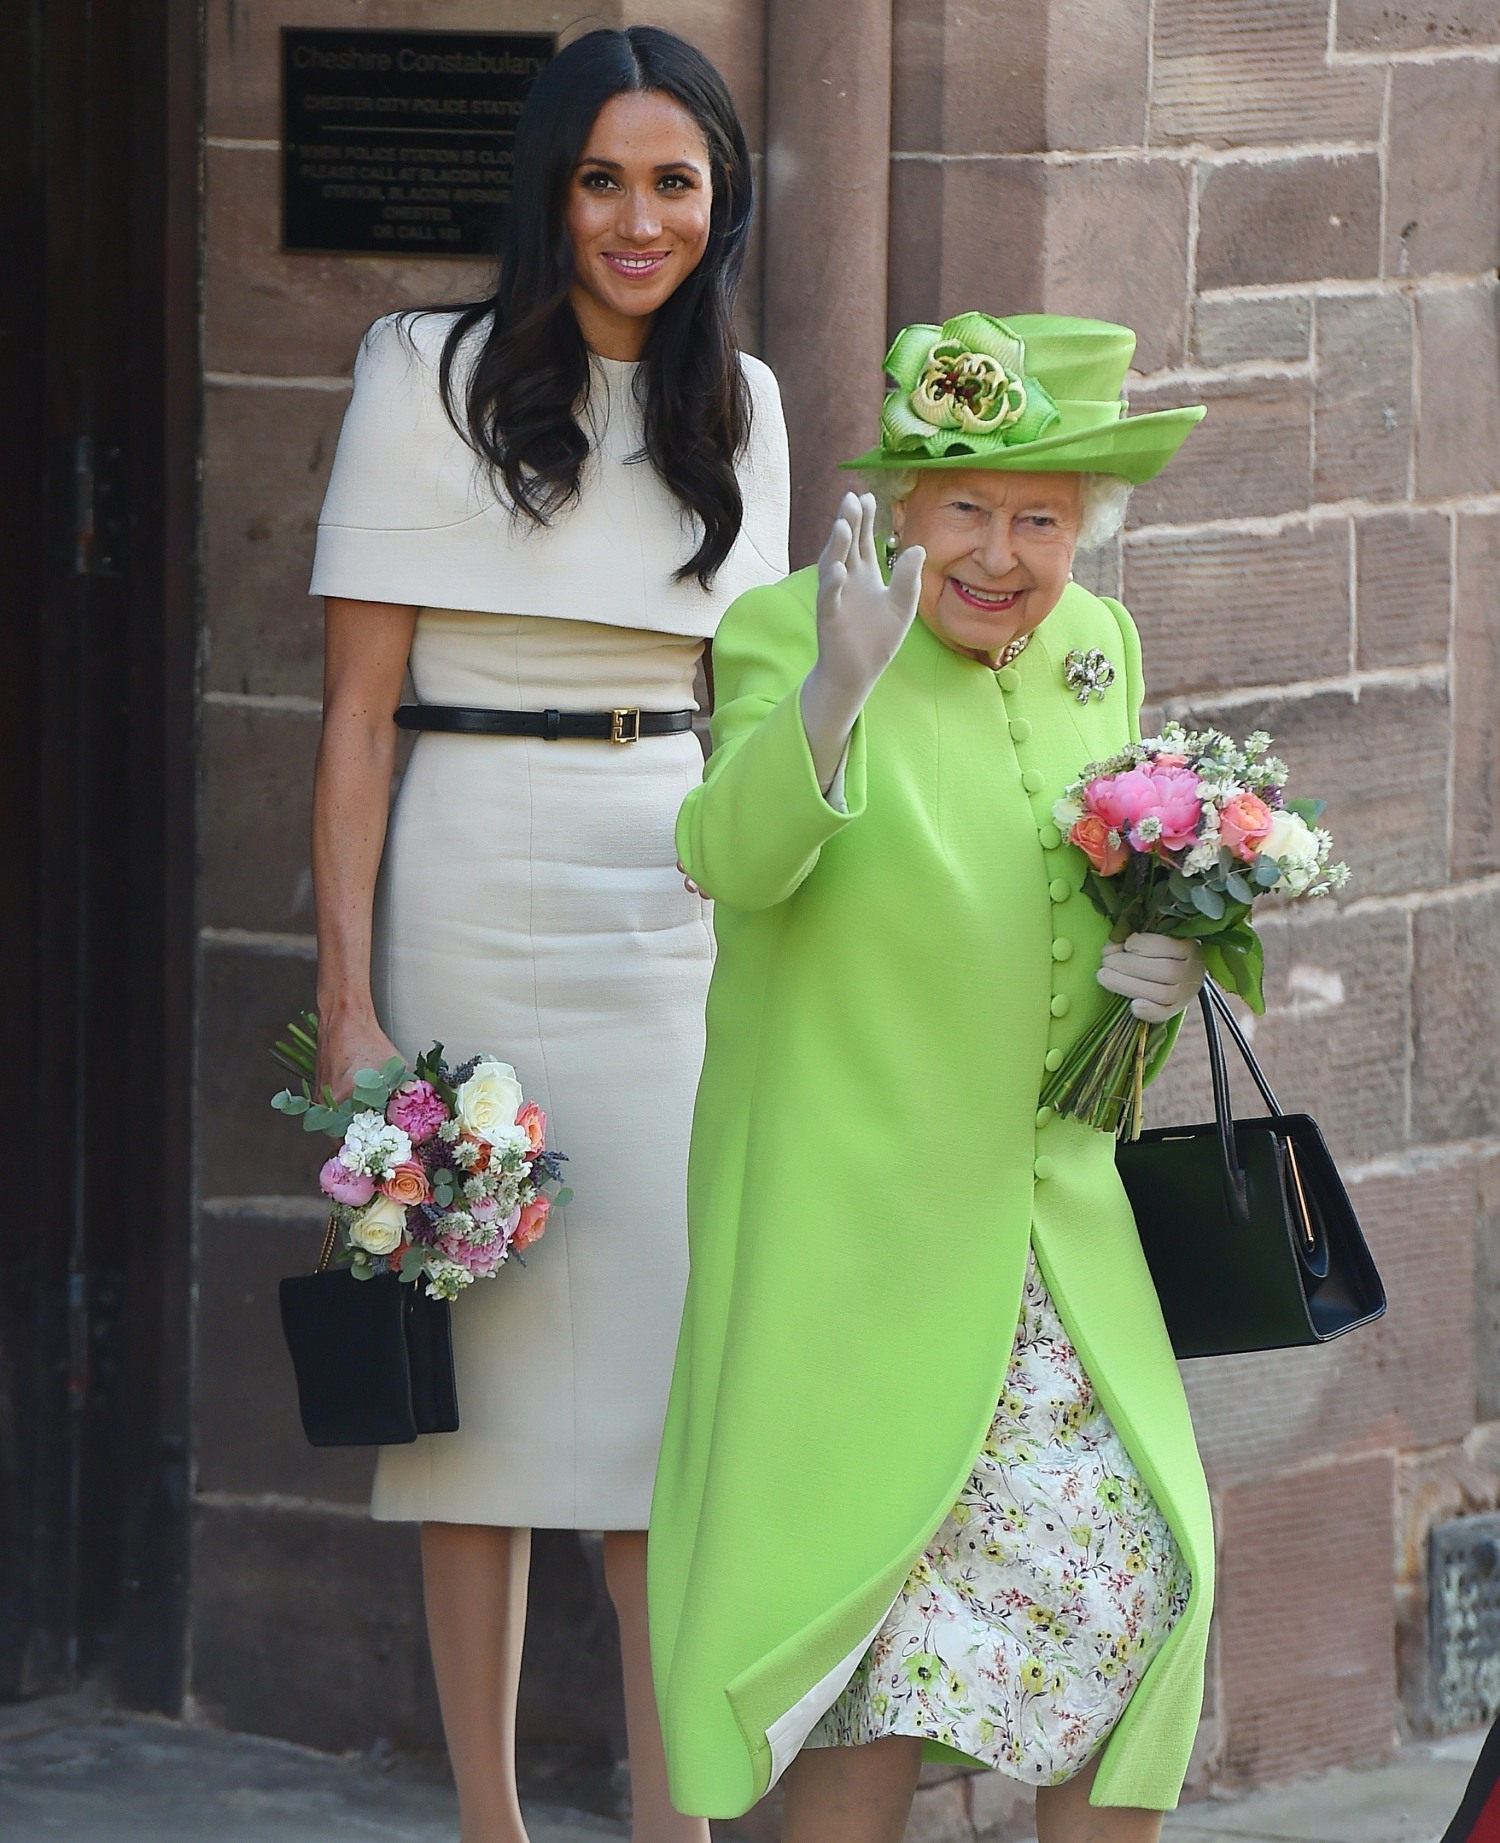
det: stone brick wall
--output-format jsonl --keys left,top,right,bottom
{"left": 192, "top": 0, "right": 1500, "bottom": 1832}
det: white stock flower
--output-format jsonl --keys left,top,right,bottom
{"left": 454, "top": 1060, "right": 524, "bottom": 1142}
{"left": 340, "top": 1110, "right": 413, "bottom": 1178}
{"left": 348, "top": 1193, "right": 406, "bottom": 1256}
{"left": 1053, "top": 795, "right": 1085, "bottom": 831}
{"left": 1182, "top": 842, "right": 1222, "bottom": 877}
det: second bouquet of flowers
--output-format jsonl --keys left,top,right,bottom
{"left": 1041, "top": 723, "right": 1348, "bottom": 1138}
{"left": 273, "top": 1020, "right": 570, "bottom": 1300}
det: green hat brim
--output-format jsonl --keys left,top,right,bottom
{"left": 842, "top": 403, "right": 1206, "bottom": 485}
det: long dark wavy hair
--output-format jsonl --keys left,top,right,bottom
{"left": 433, "top": 26, "right": 754, "bottom": 588}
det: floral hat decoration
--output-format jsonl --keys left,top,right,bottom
{"left": 844, "top": 311, "right": 1205, "bottom": 484}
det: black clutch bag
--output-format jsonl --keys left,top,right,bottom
{"left": 278, "top": 1221, "right": 459, "bottom": 1446}
{"left": 1116, "top": 981, "right": 1386, "bottom": 1359}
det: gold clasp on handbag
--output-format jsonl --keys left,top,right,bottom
{"left": 610, "top": 708, "right": 641, "bottom": 744}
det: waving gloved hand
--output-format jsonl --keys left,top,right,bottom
{"left": 1098, "top": 934, "right": 1206, "bottom": 1024}
{"left": 800, "top": 492, "right": 925, "bottom": 793}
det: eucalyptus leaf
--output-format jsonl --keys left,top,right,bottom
{"left": 271, "top": 1090, "right": 310, "bottom": 1116}
{"left": 553, "top": 1187, "right": 574, "bottom": 1209}
{"left": 1254, "top": 855, "right": 1283, "bottom": 887}
{"left": 1285, "top": 796, "right": 1325, "bottom": 824}
{"left": 1224, "top": 872, "right": 1254, "bottom": 904}
{"left": 1190, "top": 884, "right": 1226, "bottom": 920}
{"left": 350, "top": 1262, "right": 373, "bottom": 1282}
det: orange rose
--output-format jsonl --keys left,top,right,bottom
{"left": 1070, "top": 814, "right": 1129, "bottom": 877}
{"left": 513, "top": 1194, "right": 551, "bottom": 1251}
{"left": 515, "top": 1101, "right": 547, "bottom": 1156}
{"left": 1219, "top": 792, "right": 1273, "bottom": 864}
{"left": 379, "top": 1160, "right": 430, "bottom": 1207}
{"left": 460, "top": 1134, "right": 492, "bottom": 1174}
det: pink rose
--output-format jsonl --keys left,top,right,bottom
{"left": 513, "top": 1194, "right": 551, "bottom": 1252}
{"left": 1088, "top": 766, "right": 1203, "bottom": 853}
{"left": 1218, "top": 792, "right": 1274, "bottom": 864}
{"left": 387, "top": 1079, "right": 448, "bottom": 1146}
{"left": 515, "top": 1100, "right": 547, "bottom": 1156}
{"left": 319, "top": 1157, "right": 376, "bottom": 1207}
{"left": 379, "top": 1159, "right": 430, "bottom": 1207}
{"left": 1070, "top": 814, "right": 1130, "bottom": 877}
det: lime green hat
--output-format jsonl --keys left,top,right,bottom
{"left": 842, "top": 311, "right": 1204, "bottom": 483}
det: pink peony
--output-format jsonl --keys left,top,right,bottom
{"left": 387, "top": 1079, "right": 448, "bottom": 1146}
{"left": 438, "top": 1224, "right": 508, "bottom": 1279}
{"left": 513, "top": 1194, "right": 551, "bottom": 1252}
{"left": 319, "top": 1157, "right": 376, "bottom": 1207}
{"left": 515, "top": 1100, "right": 547, "bottom": 1156}
{"left": 1070, "top": 814, "right": 1130, "bottom": 877}
{"left": 1086, "top": 765, "right": 1203, "bottom": 854}
{"left": 1218, "top": 792, "right": 1274, "bottom": 864}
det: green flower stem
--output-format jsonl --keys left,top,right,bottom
{"left": 1039, "top": 997, "right": 1168, "bottom": 1137}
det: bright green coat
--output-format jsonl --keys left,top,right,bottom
{"left": 648, "top": 568, "right": 1214, "bottom": 1817}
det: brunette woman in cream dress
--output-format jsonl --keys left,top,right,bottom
{"left": 307, "top": 30, "right": 787, "bottom": 1843}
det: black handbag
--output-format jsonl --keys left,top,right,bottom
{"left": 1116, "top": 981, "right": 1386, "bottom": 1359}
{"left": 278, "top": 1220, "right": 460, "bottom": 1446}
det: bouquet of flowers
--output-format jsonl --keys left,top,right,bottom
{"left": 1041, "top": 723, "right": 1348, "bottom": 1138}
{"left": 272, "top": 1015, "right": 570, "bottom": 1300}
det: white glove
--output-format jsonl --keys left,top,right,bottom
{"left": 800, "top": 492, "right": 925, "bottom": 793}
{"left": 1097, "top": 933, "right": 1206, "bottom": 1024}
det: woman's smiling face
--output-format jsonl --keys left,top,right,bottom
{"left": 565, "top": 90, "right": 713, "bottom": 360}
{"left": 891, "top": 468, "right": 1083, "bottom": 666}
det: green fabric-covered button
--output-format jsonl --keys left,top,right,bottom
{"left": 1051, "top": 938, "right": 1074, "bottom": 962}
{"left": 1044, "top": 1047, "right": 1065, "bottom": 1071}
{"left": 1038, "top": 824, "right": 1062, "bottom": 850}
{"left": 1050, "top": 993, "right": 1071, "bottom": 1018}
{"left": 1022, "top": 768, "right": 1046, "bottom": 794}
{"left": 1033, "top": 1156, "right": 1056, "bottom": 1182}
{"left": 1049, "top": 878, "right": 1072, "bottom": 903}
{"left": 1009, "top": 718, "right": 1033, "bottom": 743}
{"left": 995, "top": 666, "right": 1021, "bottom": 693}
{"left": 1035, "top": 1105, "right": 1054, "bottom": 1128}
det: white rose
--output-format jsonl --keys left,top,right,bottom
{"left": 1261, "top": 810, "right": 1322, "bottom": 889}
{"left": 349, "top": 1193, "right": 406, "bottom": 1257}
{"left": 1053, "top": 795, "right": 1084, "bottom": 831}
{"left": 454, "top": 1060, "right": 524, "bottom": 1141}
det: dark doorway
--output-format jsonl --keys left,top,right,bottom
{"left": 0, "top": 0, "right": 198, "bottom": 1709}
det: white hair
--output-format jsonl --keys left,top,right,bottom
{"left": 866, "top": 469, "right": 1132, "bottom": 553}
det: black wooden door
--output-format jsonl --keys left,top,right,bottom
{"left": 0, "top": 0, "right": 197, "bottom": 1710}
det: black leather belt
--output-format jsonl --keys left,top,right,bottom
{"left": 394, "top": 704, "right": 695, "bottom": 744}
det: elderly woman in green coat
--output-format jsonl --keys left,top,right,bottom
{"left": 649, "top": 314, "right": 1212, "bottom": 1843}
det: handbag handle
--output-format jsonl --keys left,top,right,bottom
{"left": 1195, "top": 982, "right": 1286, "bottom": 1226}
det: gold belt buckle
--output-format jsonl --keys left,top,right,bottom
{"left": 610, "top": 707, "right": 641, "bottom": 744}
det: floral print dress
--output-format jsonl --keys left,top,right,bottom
{"left": 809, "top": 1251, "right": 1190, "bottom": 1787}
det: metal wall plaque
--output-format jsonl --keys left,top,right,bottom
{"left": 282, "top": 28, "right": 554, "bottom": 256}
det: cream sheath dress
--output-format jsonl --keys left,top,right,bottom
{"left": 310, "top": 312, "right": 790, "bottom": 1529}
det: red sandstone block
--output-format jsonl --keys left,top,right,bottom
{"left": 1335, "top": 0, "right": 1500, "bottom": 51}
{"left": 1412, "top": 884, "right": 1500, "bottom": 1144}
{"left": 1151, "top": 0, "right": 1383, "bottom": 147}
{"left": 1415, "top": 284, "right": 1500, "bottom": 499}
{"left": 1196, "top": 154, "right": 1382, "bottom": 291}
{"left": 1216, "top": 1454, "right": 1397, "bottom": 1785}
{"left": 1127, "top": 373, "right": 1312, "bottom": 525}
{"left": 1314, "top": 293, "right": 1414, "bottom": 505}
{"left": 202, "top": 381, "right": 343, "bottom": 701}
{"left": 1452, "top": 511, "right": 1500, "bottom": 879}
{"left": 1125, "top": 521, "right": 1350, "bottom": 698}
{"left": 1386, "top": 61, "right": 1500, "bottom": 277}
{"left": 1355, "top": 510, "right": 1451, "bottom": 672}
